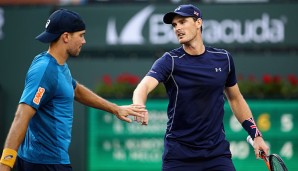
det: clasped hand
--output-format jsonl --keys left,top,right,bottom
{"left": 131, "top": 104, "right": 148, "bottom": 125}
{"left": 115, "top": 104, "right": 147, "bottom": 123}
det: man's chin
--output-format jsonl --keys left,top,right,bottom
{"left": 179, "top": 40, "right": 186, "bottom": 44}
{"left": 69, "top": 52, "right": 80, "bottom": 58}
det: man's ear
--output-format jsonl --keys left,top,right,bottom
{"left": 61, "top": 32, "right": 69, "bottom": 43}
{"left": 197, "top": 18, "right": 203, "bottom": 29}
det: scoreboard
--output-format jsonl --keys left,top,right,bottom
{"left": 87, "top": 100, "right": 298, "bottom": 171}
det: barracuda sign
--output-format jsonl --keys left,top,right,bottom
{"left": 203, "top": 14, "right": 285, "bottom": 44}
{"left": 106, "top": 5, "right": 286, "bottom": 45}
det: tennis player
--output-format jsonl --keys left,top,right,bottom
{"left": 0, "top": 9, "right": 146, "bottom": 171}
{"left": 133, "top": 4, "right": 269, "bottom": 171}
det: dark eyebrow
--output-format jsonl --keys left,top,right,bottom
{"left": 173, "top": 17, "right": 186, "bottom": 23}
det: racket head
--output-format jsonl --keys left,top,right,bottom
{"left": 269, "top": 154, "right": 288, "bottom": 171}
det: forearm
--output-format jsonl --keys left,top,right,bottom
{"left": 4, "top": 116, "right": 28, "bottom": 150}
{"left": 226, "top": 85, "right": 262, "bottom": 139}
{"left": 228, "top": 95, "right": 253, "bottom": 123}
{"left": 132, "top": 86, "right": 149, "bottom": 105}
{"left": 132, "top": 76, "right": 158, "bottom": 105}
{"left": 4, "top": 104, "right": 34, "bottom": 150}
{"left": 1, "top": 104, "right": 34, "bottom": 168}
{"left": 74, "top": 83, "right": 119, "bottom": 114}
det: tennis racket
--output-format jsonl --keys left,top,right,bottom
{"left": 246, "top": 135, "right": 288, "bottom": 171}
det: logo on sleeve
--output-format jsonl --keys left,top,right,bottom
{"left": 149, "top": 70, "right": 157, "bottom": 74}
{"left": 33, "top": 87, "right": 45, "bottom": 105}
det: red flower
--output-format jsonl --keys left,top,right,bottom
{"left": 287, "top": 74, "right": 298, "bottom": 86}
{"left": 116, "top": 73, "right": 140, "bottom": 85}
{"left": 102, "top": 74, "right": 113, "bottom": 86}
{"left": 262, "top": 74, "right": 272, "bottom": 84}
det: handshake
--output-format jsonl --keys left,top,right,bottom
{"left": 131, "top": 104, "right": 149, "bottom": 125}
{"left": 115, "top": 104, "right": 148, "bottom": 125}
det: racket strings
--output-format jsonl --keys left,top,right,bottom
{"left": 270, "top": 155, "right": 288, "bottom": 171}
{"left": 272, "top": 157, "right": 284, "bottom": 170}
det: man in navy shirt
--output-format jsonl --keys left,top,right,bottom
{"left": 0, "top": 9, "right": 146, "bottom": 171}
{"left": 133, "top": 4, "right": 269, "bottom": 171}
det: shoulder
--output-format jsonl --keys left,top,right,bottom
{"left": 205, "top": 46, "right": 230, "bottom": 55}
{"left": 159, "top": 46, "right": 185, "bottom": 61}
{"left": 167, "top": 46, "right": 185, "bottom": 57}
{"left": 28, "top": 52, "right": 57, "bottom": 77}
{"left": 31, "top": 52, "right": 60, "bottom": 72}
{"left": 150, "top": 48, "right": 185, "bottom": 69}
{"left": 31, "top": 52, "right": 52, "bottom": 67}
{"left": 205, "top": 46, "right": 234, "bottom": 59}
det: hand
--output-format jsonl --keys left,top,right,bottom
{"left": 131, "top": 104, "right": 148, "bottom": 125}
{"left": 0, "top": 163, "right": 11, "bottom": 171}
{"left": 114, "top": 104, "right": 147, "bottom": 123}
{"left": 253, "top": 136, "right": 269, "bottom": 159}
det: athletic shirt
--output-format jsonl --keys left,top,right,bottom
{"left": 18, "top": 52, "right": 76, "bottom": 164}
{"left": 147, "top": 46, "right": 237, "bottom": 157}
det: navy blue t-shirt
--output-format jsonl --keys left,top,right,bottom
{"left": 147, "top": 46, "right": 237, "bottom": 158}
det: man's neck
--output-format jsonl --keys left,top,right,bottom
{"left": 48, "top": 43, "right": 68, "bottom": 65}
{"left": 183, "top": 41, "right": 205, "bottom": 56}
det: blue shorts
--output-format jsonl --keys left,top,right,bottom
{"left": 162, "top": 139, "right": 236, "bottom": 171}
{"left": 16, "top": 157, "right": 72, "bottom": 171}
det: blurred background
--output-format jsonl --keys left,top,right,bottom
{"left": 0, "top": 0, "right": 297, "bottom": 171}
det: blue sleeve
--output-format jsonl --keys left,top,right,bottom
{"left": 146, "top": 53, "right": 173, "bottom": 83}
{"left": 72, "top": 79, "right": 77, "bottom": 89}
{"left": 225, "top": 52, "right": 237, "bottom": 87}
{"left": 19, "top": 58, "right": 57, "bottom": 110}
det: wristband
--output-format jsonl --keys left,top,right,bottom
{"left": 0, "top": 148, "right": 17, "bottom": 168}
{"left": 242, "top": 117, "right": 262, "bottom": 140}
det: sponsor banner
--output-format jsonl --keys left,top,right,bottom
{"left": 67, "top": 4, "right": 297, "bottom": 50}
{"left": 0, "top": 4, "right": 296, "bottom": 50}
{"left": 87, "top": 99, "right": 298, "bottom": 171}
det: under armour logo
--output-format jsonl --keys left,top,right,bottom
{"left": 215, "top": 68, "right": 222, "bottom": 72}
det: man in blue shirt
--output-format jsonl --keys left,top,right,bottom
{"left": 133, "top": 4, "right": 269, "bottom": 171}
{"left": 0, "top": 9, "right": 146, "bottom": 171}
